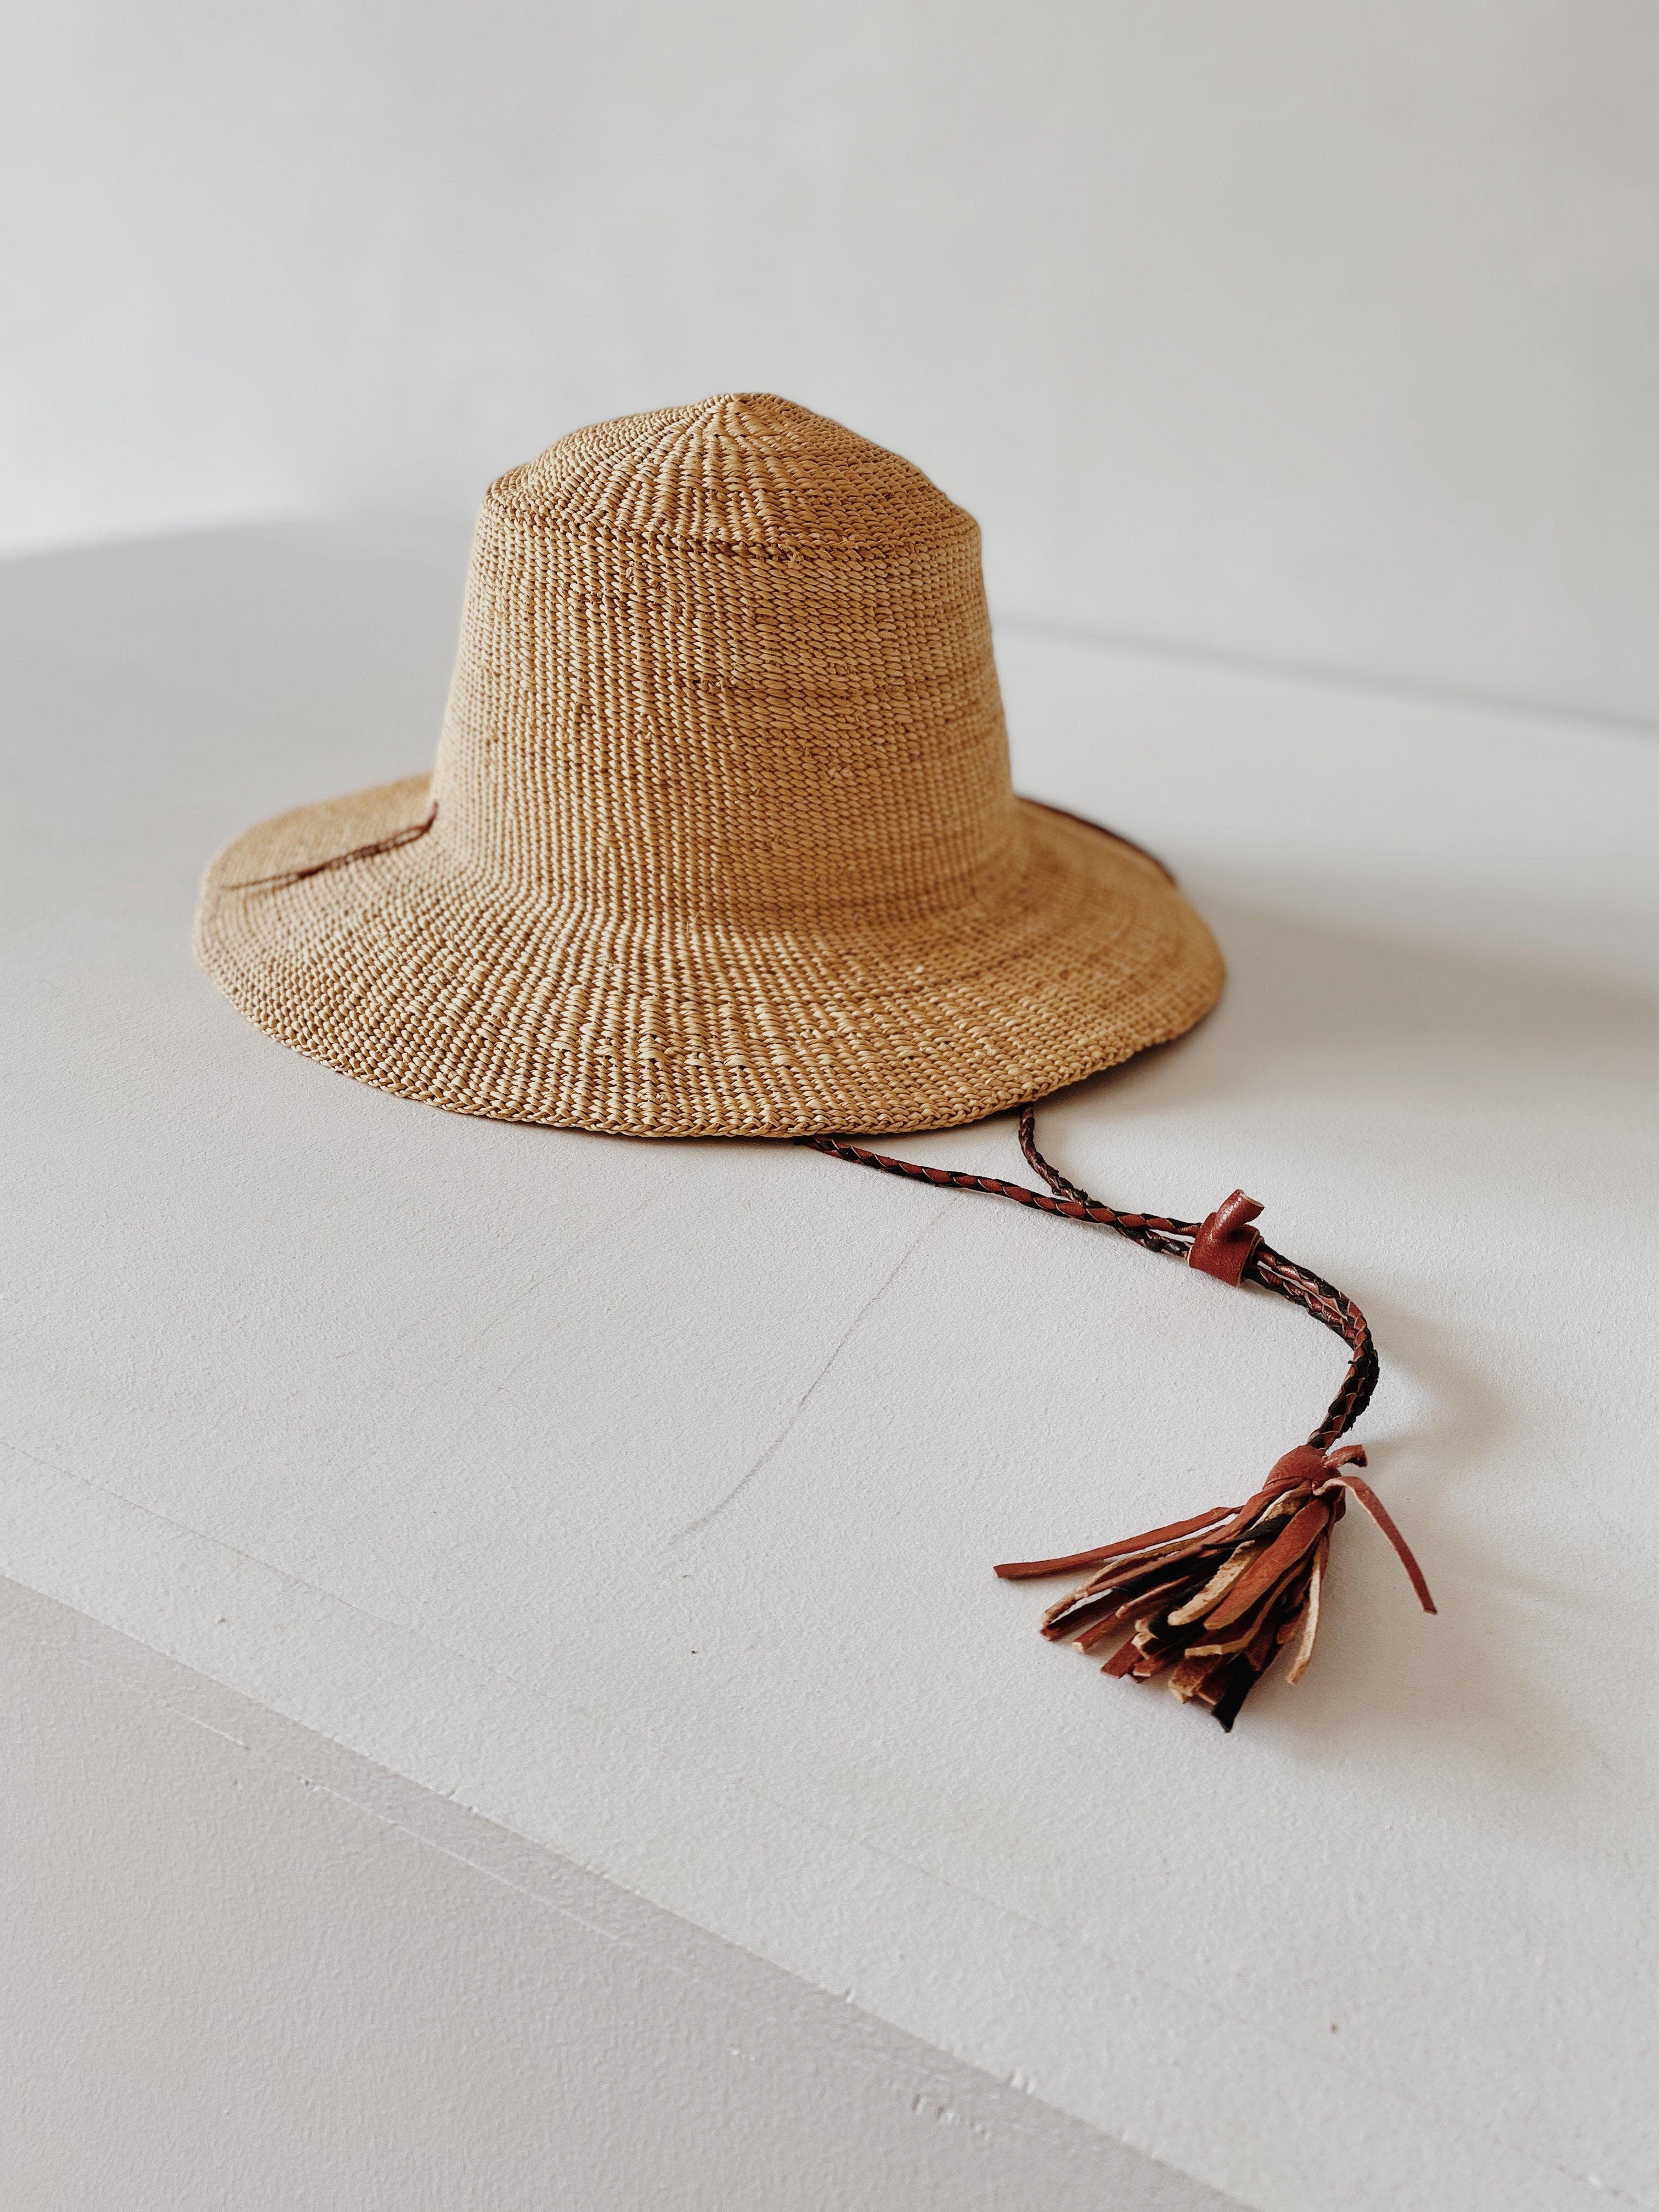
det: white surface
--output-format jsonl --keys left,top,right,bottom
{"left": 3, "top": 522, "right": 1658, "bottom": 2212}
{"left": 1, "top": 1574, "right": 1232, "bottom": 2211}
{"left": 7, "top": 2, "right": 1659, "bottom": 720}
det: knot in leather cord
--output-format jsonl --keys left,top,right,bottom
{"left": 1263, "top": 1443, "right": 1334, "bottom": 1492}
{"left": 1189, "top": 1189, "right": 1264, "bottom": 1286}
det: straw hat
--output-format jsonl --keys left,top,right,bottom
{"left": 195, "top": 394, "right": 1437, "bottom": 1729}
{"left": 196, "top": 393, "right": 1222, "bottom": 1137}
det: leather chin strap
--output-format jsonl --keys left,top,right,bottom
{"left": 798, "top": 1102, "right": 1378, "bottom": 1455}
{"left": 227, "top": 803, "right": 438, "bottom": 893}
{"left": 797, "top": 1104, "right": 1430, "bottom": 1729}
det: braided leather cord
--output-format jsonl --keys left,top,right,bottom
{"left": 797, "top": 1103, "right": 1378, "bottom": 1451}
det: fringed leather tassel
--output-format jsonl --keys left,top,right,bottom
{"left": 798, "top": 1105, "right": 1435, "bottom": 1729}
{"left": 996, "top": 1443, "right": 1432, "bottom": 1729}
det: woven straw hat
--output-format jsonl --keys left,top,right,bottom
{"left": 196, "top": 393, "right": 1222, "bottom": 1137}
{"left": 194, "top": 397, "right": 1437, "bottom": 1729}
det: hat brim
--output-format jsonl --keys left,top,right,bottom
{"left": 195, "top": 776, "right": 1223, "bottom": 1137}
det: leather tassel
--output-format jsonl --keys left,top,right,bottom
{"left": 995, "top": 1445, "right": 1435, "bottom": 1729}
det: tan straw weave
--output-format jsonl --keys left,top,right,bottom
{"left": 196, "top": 393, "right": 1223, "bottom": 1136}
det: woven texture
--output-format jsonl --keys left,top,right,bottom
{"left": 196, "top": 393, "right": 1223, "bottom": 1136}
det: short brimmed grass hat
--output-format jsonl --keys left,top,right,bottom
{"left": 196, "top": 392, "right": 1223, "bottom": 1138}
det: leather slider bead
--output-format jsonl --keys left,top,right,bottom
{"left": 1188, "top": 1190, "right": 1264, "bottom": 1286}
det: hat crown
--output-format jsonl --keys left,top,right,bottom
{"left": 504, "top": 392, "right": 970, "bottom": 553}
{"left": 431, "top": 396, "right": 1016, "bottom": 930}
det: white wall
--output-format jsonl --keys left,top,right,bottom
{"left": 5, "top": 0, "right": 1658, "bottom": 723}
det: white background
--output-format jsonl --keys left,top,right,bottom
{"left": 4, "top": 9, "right": 1659, "bottom": 2210}
{"left": 6, "top": 0, "right": 1659, "bottom": 723}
